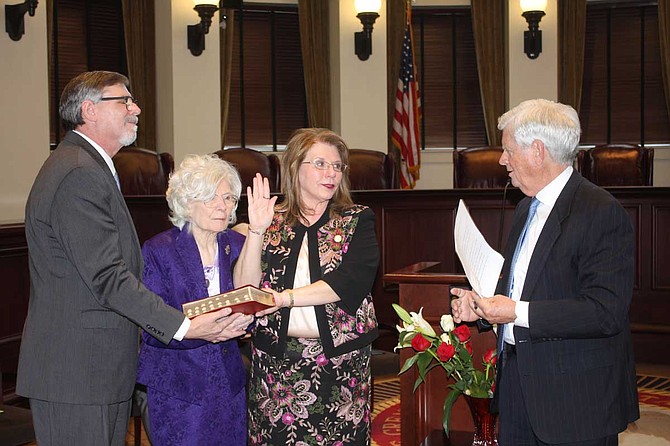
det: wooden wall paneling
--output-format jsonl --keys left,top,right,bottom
{"left": 2, "top": 187, "right": 670, "bottom": 402}
{"left": 0, "top": 224, "right": 29, "bottom": 402}
{"left": 652, "top": 205, "right": 670, "bottom": 290}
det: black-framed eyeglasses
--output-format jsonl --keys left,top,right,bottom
{"left": 203, "top": 193, "right": 239, "bottom": 209}
{"left": 98, "top": 95, "right": 138, "bottom": 110}
{"left": 302, "top": 159, "right": 347, "bottom": 173}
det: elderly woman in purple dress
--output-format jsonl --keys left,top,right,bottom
{"left": 235, "top": 128, "right": 380, "bottom": 445}
{"left": 136, "top": 154, "right": 253, "bottom": 445}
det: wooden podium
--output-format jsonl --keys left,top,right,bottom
{"left": 384, "top": 262, "right": 497, "bottom": 446}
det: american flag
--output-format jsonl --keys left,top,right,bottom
{"left": 391, "top": 19, "right": 421, "bottom": 189}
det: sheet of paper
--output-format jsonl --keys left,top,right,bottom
{"left": 454, "top": 199, "right": 504, "bottom": 297}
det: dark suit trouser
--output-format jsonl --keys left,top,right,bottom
{"left": 498, "top": 346, "right": 618, "bottom": 446}
{"left": 30, "top": 398, "right": 131, "bottom": 446}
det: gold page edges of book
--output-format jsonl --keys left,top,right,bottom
{"left": 182, "top": 285, "right": 275, "bottom": 318}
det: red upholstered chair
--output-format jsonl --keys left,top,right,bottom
{"left": 212, "top": 148, "right": 281, "bottom": 193}
{"left": 453, "top": 146, "right": 509, "bottom": 188}
{"left": 578, "top": 144, "right": 654, "bottom": 186}
{"left": 347, "top": 149, "right": 399, "bottom": 190}
{"left": 113, "top": 147, "right": 174, "bottom": 195}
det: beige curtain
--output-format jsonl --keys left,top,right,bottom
{"left": 659, "top": 0, "right": 670, "bottom": 125}
{"left": 558, "top": 0, "right": 586, "bottom": 113}
{"left": 471, "top": 0, "right": 505, "bottom": 146}
{"left": 220, "top": 8, "right": 236, "bottom": 146}
{"left": 386, "top": 0, "right": 407, "bottom": 173}
{"left": 47, "top": 0, "right": 55, "bottom": 144}
{"left": 298, "top": 0, "right": 331, "bottom": 128}
{"left": 121, "top": 0, "right": 157, "bottom": 151}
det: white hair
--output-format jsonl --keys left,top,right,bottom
{"left": 497, "top": 98, "right": 581, "bottom": 166}
{"left": 166, "top": 154, "right": 242, "bottom": 229}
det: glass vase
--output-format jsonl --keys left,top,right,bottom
{"left": 463, "top": 395, "right": 498, "bottom": 446}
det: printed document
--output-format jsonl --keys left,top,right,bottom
{"left": 454, "top": 200, "right": 504, "bottom": 297}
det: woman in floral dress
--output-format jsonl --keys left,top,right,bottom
{"left": 234, "top": 128, "right": 380, "bottom": 445}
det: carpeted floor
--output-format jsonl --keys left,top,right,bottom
{"left": 370, "top": 375, "right": 670, "bottom": 446}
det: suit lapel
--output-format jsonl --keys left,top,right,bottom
{"left": 521, "top": 171, "right": 583, "bottom": 301}
{"left": 65, "top": 131, "right": 120, "bottom": 194}
{"left": 217, "top": 232, "right": 234, "bottom": 292}
{"left": 64, "top": 131, "right": 143, "bottom": 270}
{"left": 175, "top": 226, "right": 209, "bottom": 299}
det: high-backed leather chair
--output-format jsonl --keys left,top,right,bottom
{"left": 113, "top": 147, "right": 174, "bottom": 195}
{"left": 453, "top": 146, "right": 509, "bottom": 188}
{"left": 212, "top": 148, "right": 281, "bottom": 193}
{"left": 347, "top": 149, "right": 398, "bottom": 190}
{"left": 578, "top": 144, "right": 654, "bottom": 187}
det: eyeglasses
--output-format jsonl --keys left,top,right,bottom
{"left": 98, "top": 95, "right": 138, "bottom": 111}
{"left": 203, "top": 193, "right": 239, "bottom": 208}
{"left": 302, "top": 158, "right": 347, "bottom": 173}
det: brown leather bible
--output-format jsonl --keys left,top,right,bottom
{"left": 182, "top": 285, "right": 275, "bottom": 318}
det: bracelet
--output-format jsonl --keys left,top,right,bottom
{"left": 248, "top": 226, "right": 263, "bottom": 236}
{"left": 287, "top": 290, "right": 294, "bottom": 308}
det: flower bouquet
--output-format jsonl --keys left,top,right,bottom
{"left": 393, "top": 303, "right": 497, "bottom": 437}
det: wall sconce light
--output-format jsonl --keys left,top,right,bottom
{"left": 188, "top": 0, "right": 219, "bottom": 57}
{"left": 520, "top": 0, "right": 547, "bottom": 59}
{"left": 5, "top": 0, "right": 38, "bottom": 41}
{"left": 354, "top": 0, "right": 381, "bottom": 61}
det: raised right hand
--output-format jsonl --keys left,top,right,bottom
{"left": 247, "top": 173, "right": 277, "bottom": 234}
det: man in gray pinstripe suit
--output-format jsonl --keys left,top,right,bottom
{"left": 17, "top": 71, "right": 249, "bottom": 446}
{"left": 452, "top": 99, "right": 639, "bottom": 446}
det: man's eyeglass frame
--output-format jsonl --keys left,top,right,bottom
{"left": 99, "top": 96, "right": 138, "bottom": 110}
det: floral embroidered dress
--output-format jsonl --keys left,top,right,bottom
{"left": 248, "top": 203, "right": 380, "bottom": 445}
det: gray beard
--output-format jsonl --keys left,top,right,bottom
{"left": 120, "top": 130, "right": 137, "bottom": 147}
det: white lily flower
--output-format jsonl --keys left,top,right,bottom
{"left": 440, "top": 314, "right": 455, "bottom": 333}
{"left": 396, "top": 321, "right": 415, "bottom": 334}
{"left": 409, "top": 307, "right": 436, "bottom": 337}
{"left": 440, "top": 333, "right": 451, "bottom": 344}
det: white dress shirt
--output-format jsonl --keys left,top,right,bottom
{"left": 504, "top": 166, "right": 573, "bottom": 344}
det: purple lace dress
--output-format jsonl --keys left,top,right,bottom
{"left": 137, "top": 226, "right": 247, "bottom": 446}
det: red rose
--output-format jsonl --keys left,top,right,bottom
{"left": 453, "top": 324, "right": 471, "bottom": 342}
{"left": 465, "top": 343, "right": 473, "bottom": 355}
{"left": 436, "top": 342, "right": 456, "bottom": 361}
{"left": 411, "top": 333, "right": 431, "bottom": 352}
{"left": 484, "top": 348, "right": 497, "bottom": 365}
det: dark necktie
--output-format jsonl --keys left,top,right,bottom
{"left": 498, "top": 197, "right": 540, "bottom": 355}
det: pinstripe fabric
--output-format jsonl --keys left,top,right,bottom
{"left": 30, "top": 398, "right": 131, "bottom": 446}
{"left": 492, "top": 171, "right": 639, "bottom": 444}
{"left": 18, "top": 131, "right": 186, "bottom": 441}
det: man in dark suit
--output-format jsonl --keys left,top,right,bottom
{"left": 451, "top": 99, "right": 639, "bottom": 446}
{"left": 16, "top": 71, "right": 249, "bottom": 445}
